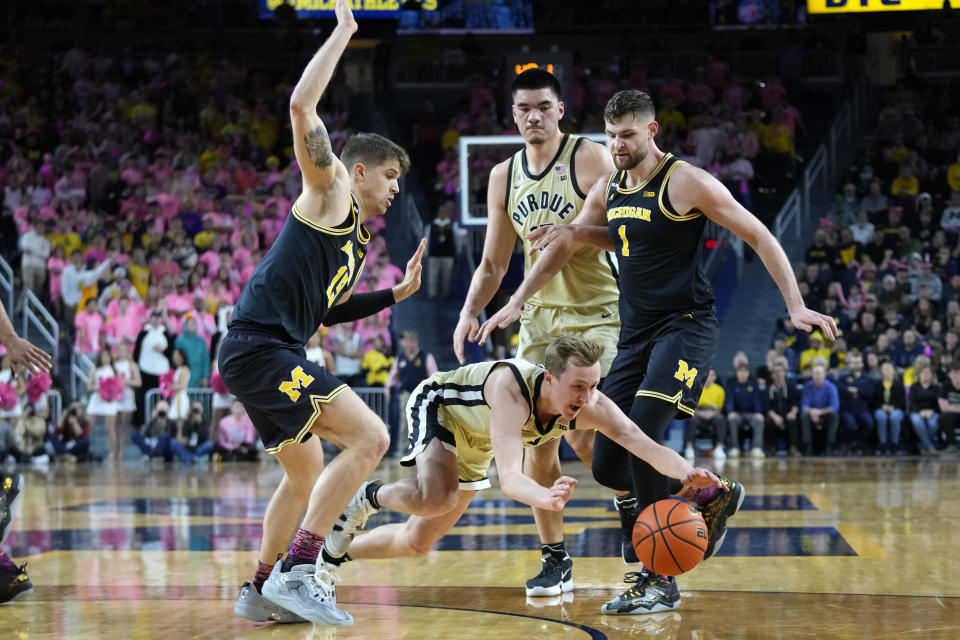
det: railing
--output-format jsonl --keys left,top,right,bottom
{"left": 774, "top": 82, "right": 871, "bottom": 244}
{"left": 143, "top": 386, "right": 390, "bottom": 431}
{"left": 70, "top": 350, "right": 95, "bottom": 404}
{"left": 903, "top": 46, "right": 960, "bottom": 78}
{"left": 46, "top": 389, "right": 63, "bottom": 431}
{"left": 0, "top": 255, "right": 13, "bottom": 314}
{"left": 21, "top": 289, "right": 59, "bottom": 366}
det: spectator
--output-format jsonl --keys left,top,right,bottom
{"left": 49, "top": 401, "right": 92, "bottom": 463}
{"left": 12, "top": 403, "right": 49, "bottom": 464}
{"left": 427, "top": 200, "right": 458, "bottom": 299}
{"left": 74, "top": 297, "right": 105, "bottom": 360}
{"left": 104, "top": 292, "right": 145, "bottom": 348}
{"left": 174, "top": 317, "right": 210, "bottom": 389}
{"left": 135, "top": 310, "right": 171, "bottom": 419}
{"left": 213, "top": 399, "right": 259, "bottom": 462}
{"left": 936, "top": 361, "right": 960, "bottom": 454}
{"left": 892, "top": 329, "right": 925, "bottom": 372}
{"left": 858, "top": 180, "right": 888, "bottom": 220}
{"left": 46, "top": 244, "right": 68, "bottom": 320}
{"left": 86, "top": 349, "right": 120, "bottom": 462}
{"left": 799, "top": 332, "right": 831, "bottom": 372}
{"left": 683, "top": 368, "right": 728, "bottom": 461}
{"left": 387, "top": 331, "right": 438, "bottom": 445}
{"left": 801, "top": 363, "right": 840, "bottom": 455}
{"left": 725, "top": 363, "right": 765, "bottom": 458}
{"left": 909, "top": 365, "right": 940, "bottom": 455}
{"left": 361, "top": 335, "right": 394, "bottom": 388}
{"left": 837, "top": 350, "right": 875, "bottom": 456}
{"left": 910, "top": 261, "right": 943, "bottom": 302}
{"left": 871, "top": 361, "right": 905, "bottom": 454}
{"left": 19, "top": 217, "right": 50, "bottom": 306}
{"left": 131, "top": 399, "right": 197, "bottom": 464}
{"left": 176, "top": 401, "right": 215, "bottom": 461}
{"left": 60, "top": 250, "right": 113, "bottom": 333}
{"left": 764, "top": 361, "right": 801, "bottom": 456}
{"left": 329, "top": 322, "right": 365, "bottom": 387}
{"left": 305, "top": 330, "right": 336, "bottom": 372}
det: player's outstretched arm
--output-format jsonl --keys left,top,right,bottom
{"left": 672, "top": 165, "right": 838, "bottom": 341}
{"left": 583, "top": 393, "right": 725, "bottom": 490}
{"left": 0, "top": 300, "right": 52, "bottom": 375}
{"left": 289, "top": 0, "right": 357, "bottom": 194}
{"left": 475, "top": 175, "right": 613, "bottom": 346}
{"left": 486, "top": 368, "right": 577, "bottom": 511}
{"left": 454, "top": 161, "right": 517, "bottom": 363}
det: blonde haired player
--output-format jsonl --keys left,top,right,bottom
{"left": 321, "top": 336, "right": 724, "bottom": 579}
{"left": 453, "top": 68, "right": 635, "bottom": 597}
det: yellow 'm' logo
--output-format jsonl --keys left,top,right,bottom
{"left": 674, "top": 359, "right": 698, "bottom": 389}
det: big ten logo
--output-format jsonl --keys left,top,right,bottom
{"left": 824, "top": 0, "right": 900, "bottom": 5}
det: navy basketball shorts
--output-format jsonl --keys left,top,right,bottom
{"left": 601, "top": 306, "right": 719, "bottom": 420}
{"left": 218, "top": 329, "right": 348, "bottom": 454}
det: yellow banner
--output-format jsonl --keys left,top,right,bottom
{"left": 808, "top": 0, "right": 956, "bottom": 12}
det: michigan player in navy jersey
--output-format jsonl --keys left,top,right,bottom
{"left": 220, "top": 1, "right": 425, "bottom": 627}
{"left": 479, "top": 90, "right": 837, "bottom": 614}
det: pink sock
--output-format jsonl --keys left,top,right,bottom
{"left": 252, "top": 560, "right": 272, "bottom": 593}
{"left": 282, "top": 528, "right": 325, "bottom": 571}
{"left": 0, "top": 551, "right": 15, "bottom": 568}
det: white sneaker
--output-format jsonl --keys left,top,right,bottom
{"left": 729, "top": 447, "right": 741, "bottom": 459}
{"left": 751, "top": 448, "right": 766, "bottom": 459}
{"left": 261, "top": 559, "right": 353, "bottom": 626}
{"left": 234, "top": 580, "right": 306, "bottom": 623}
{"left": 713, "top": 445, "right": 727, "bottom": 460}
{"left": 324, "top": 480, "right": 381, "bottom": 560}
{"left": 683, "top": 446, "right": 695, "bottom": 461}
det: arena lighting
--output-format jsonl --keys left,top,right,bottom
{"left": 808, "top": 0, "right": 958, "bottom": 13}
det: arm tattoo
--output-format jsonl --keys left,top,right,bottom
{"left": 304, "top": 125, "right": 333, "bottom": 169}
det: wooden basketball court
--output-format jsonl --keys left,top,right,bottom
{"left": 2, "top": 456, "right": 958, "bottom": 639}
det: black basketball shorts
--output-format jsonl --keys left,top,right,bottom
{"left": 601, "top": 305, "right": 719, "bottom": 420}
{"left": 218, "top": 328, "right": 348, "bottom": 454}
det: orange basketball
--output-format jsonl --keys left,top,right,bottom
{"left": 632, "top": 497, "right": 708, "bottom": 576}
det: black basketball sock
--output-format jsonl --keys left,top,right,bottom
{"left": 321, "top": 548, "right": 352, "bottom": 567}
{"left": 541, "top": 542, "right": 568, "bottom": 561}
{"left": 365, "top": 482, "right": 382, "bottom": 510}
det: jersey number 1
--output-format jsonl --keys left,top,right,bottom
{"left": 618, "top": 225, "right": 629, "bottom": 256}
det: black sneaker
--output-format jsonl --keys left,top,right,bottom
{"left": 0, "top": 562, "right": 33, "bottom": 604}
{"left": 614, "top": 495, "right": 640, "bottom": 565}
{"left": 699, "top": 476, "right": 746, "bottom": 560}
{"left": 525, "top": 554, "right": 573, "bottom": 597}
{"left": 1, "top": 473, "right": 23, "bottom": 545}
{"left": 600, "top": 570, "right": 680, "bottom": 615}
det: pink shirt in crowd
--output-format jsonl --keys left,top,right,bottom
{"left": 164, "top": 292, "right": 194, "bottom": 315}
{"left": 218, "top": 414, "right": 256, "bottom": 449}
{"left": 75, "top": 310, "right": 104, "bottom": 354}
{"left": 197, "top": 250, "right": 220, "bottom": 275}
{"left": 105, "top": 312, "right": 144, "bottom": 346}
{"left": 47, "top": 256, "right": 68, "bottom": 300}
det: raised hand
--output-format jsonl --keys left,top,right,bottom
{"left": 335, "top": 0, "right": 358, "bottom": 33}
{"left": 393, "top": 238, "right": 426, "bottom": 302}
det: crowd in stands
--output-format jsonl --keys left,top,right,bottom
{"left": 685, "top": 81, "right": 960, "bottom": 458}
{"left": 0, "top": 38, "right": 412, "bottom": 464}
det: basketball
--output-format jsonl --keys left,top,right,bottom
{"left": 632, "top": 498, "right": 708, "bottom": 576}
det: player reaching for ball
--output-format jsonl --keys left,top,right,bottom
{"left": 475, "top": 90, "right": 837, "bottom": 614}
{"left": 319, "top": 336, "right": 724, "bottom": 580}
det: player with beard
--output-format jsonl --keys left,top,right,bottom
{"left": 478, "top": 90, "right": 836, "bottom": 614}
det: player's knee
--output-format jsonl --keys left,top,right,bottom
{"left": 415, "top": 486, "right": 459, "bottom": 518}
{"left": 592, "top": 465, "right": 632, "bottom": 493}
{"left": 404, "top": 533, "right": 435, "bottom": 557}
{"left": 348, "top": 420, "right": 390, "bottom": 462}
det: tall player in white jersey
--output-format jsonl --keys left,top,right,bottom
{"left": 453, "top": 69, "right": 636, "bottom": 597}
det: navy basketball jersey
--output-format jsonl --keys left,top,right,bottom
{"left": 605, "top": 153, "right": 715, "bottom": 329}
{"left": 230, "top": 195, "right": 368, "bottom": 345}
